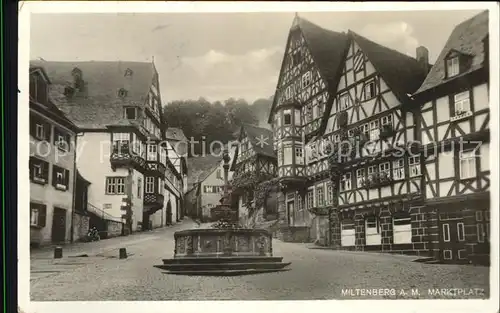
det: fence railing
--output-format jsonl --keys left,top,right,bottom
{"left": 87, "top": 202, "right": 123, "bottom": 223}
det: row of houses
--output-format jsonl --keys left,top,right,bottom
{"left": 29, "top": 60, "right": 188, "bottom": 247}
{"left": 229, "top": 11, "right": 490, "bottom": 264}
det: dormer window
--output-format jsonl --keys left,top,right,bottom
{"left": 124, "top": 68, "right": 133, "bottom": 77}
{"left": 446, "top": 56, "right": 460, "bottom": 78}
{"left": 125, "top": 107, "right": 137, "bottom": 120}
{"left": 118, "top": 88, "right": 128, "bottom": 98}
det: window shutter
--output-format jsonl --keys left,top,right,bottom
{"left": 38, "top": 205, "right": 47, "bottom": 227}
{"left": 65, "top": 169, "right": 70, "bottom": 187}
{"left": 52, "top": 166, "right": 57, "bottom": 187}
{"left": 43, "top": 162, "right": 49, "bottom": 181}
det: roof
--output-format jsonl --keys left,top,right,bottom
{"left": 415, "top": 10, "right": 489, "bottom": 94}
{"left": 268, "top": 16, "right": 349, "bottom": 123}
{"left": 29, "top": 60, "right": 156, "bottom": 129}
{"left": 349, "top": 30, "right": 430, "bottom": 102}
{"left": 186, "top": 155, "right": 221, "bottom": 187}
{"left": 29, "top": 66, "right": 79, "bottom": 131}
{"left": 240, "top": 123, "right": 275, "bottom": 158}
{"left": 165, "top": 127, "right": 188, "bottom": 141}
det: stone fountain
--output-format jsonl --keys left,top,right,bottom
{"left": 155, "top": 149, "right": 291, "bottom": 276}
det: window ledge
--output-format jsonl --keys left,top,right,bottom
{"left": 30, "top": 224, "right": 43, "bottom": 229}
{"left": 55, "top": 184, "right": 68, "bottom": 191}
{"left": 450, "top": 111, "right": 473, "bottom": 122}
{"left": 31, "top": 178, "right": 47, "bottom": 185}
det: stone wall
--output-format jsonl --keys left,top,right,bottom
{"left": 106, "top": 220, "right": 123, "bottom": 238}
{"left": 73, "top": 212, "right": 90, "bottom": 242}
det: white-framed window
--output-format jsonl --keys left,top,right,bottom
{"left": 446, "top": 56, "right": 459, "bottom": 77}
{"left": 306, "top": 189, "right": 314, "bottom": 209}
{"left": 30, "top": 207, "right": 39, "bottom": 226}
{"left": 454, "top": 91, "right": 471, "bottom": 114}
{"left": 356, "top": 168, "right": 365, "bottom": 188}
{"left": 408, "top": 156, "right": 421, "bottom": 177}
{"left": 113, "top": 132, "right": 130, "bottom": 153}
{"left": 302, "top": 71, "right": 312, "bottom": 88}
{"left": 295, "top": 147, "right": 304, "bottom": 165}
{"left": 316, "top": 184, "right": 325, "bottom": 207}
{"left": 367, "top": 165, "right": 376, "bottom": 179}
{"left": 379, "top": 162, "right": 390, "bottom": 177}
{"left": 137, "top": 177, "right": 142, "bottom": 199}
{"left": 145, "top": 176, "right": 155, "bottom": 193}
{"left": 35, "top": 123, "right": 45, "bottom": 139}
{"left": 393, "top": 213, "right": 412, "bottom": 244}
{"left": 459, "top": 150, "right": 477, "bottom": 179}
{"left": 106, "top": 177, "right": 126, "bottom": 195}
{"left": 340, "top": 173, "right": 352, "bottom": 192}
{"left": 381, "top": 114, "right": 393, "bottom": 126}
{"left": 477, "top": 224, "right": 485, "bottom": 243}
{"left": 339, "top": 93, "right": 351, "bottom": 111}
{"left": 147, "top": 144, "right": 157, "bottom": 161}
{"left": 393, "top": 159, "right": 405, "bottom": 180}
{"left": 284, "top": 109, "right": 292, "bottom": 125}
{"left": 369, "top": 120, "right": 380, "bottom": 141}
{"left": 30, "top": 157, "right": 48, "bottom": 183}
{"left": 457, "top": 222, "right": 465, "bottom": 241}
{"left": 364, "top": 80, "right": 376, "bottom": 100}
{"left": 442, "top": 224, "right": 451, "bottom": 242}
{"left": 359, "top": 123, "right": 369, "bottom": 138}
{"left": 326, "top": 182, "right": 333, "bottom": 205}
{"left": 284, "top": 145, "right": 293, "bottom": 165}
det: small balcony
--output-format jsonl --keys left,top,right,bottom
{"left": 278, "top": 164, "right": 307, "bottom": 186}
{"left": 110, "top": 144, "right": 146, "bottom": 172}
{"left": 144, "top": 192, "right": 164, "bottom": 213}
{"left": 361, "top": 172, "right": 393, "bottom": 189}
{"left": 146, "top": 160, "right": 167, "bottom": 177}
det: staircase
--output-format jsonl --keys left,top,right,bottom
{"left": 154, "top": 256, "right": 291, "bottom": 276}
{"left": 87, "top": 203, "right": 122, "bottom": 223}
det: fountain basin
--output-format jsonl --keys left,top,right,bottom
{"left": 155, "top": 228, "right": 291, "bottom": 276}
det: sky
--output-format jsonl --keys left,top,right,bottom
{"left": 29, "top": 10, "right": 483, "bottom": 104}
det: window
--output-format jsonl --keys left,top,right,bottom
{"left": 393, "top": 213, "right": 412, "bottom": 244}
{"left": 360, "top": 124, "right": 369, "bottom": 139}
{"left": 145, "top": 177, "right": 155, "bottom": 193}
{"left": 457, "top": 223, "right": 465, "bottom": 241}
{"left": 393, "top": 159, "right": 405, "bottom": 180}
{"left": 29, "top": 157, "right": 49, "bottom": 184}
{"left": 294, "top": 109, "right": 301, "bottom": 126}
{"left": 158, "top": 178, "right": 164, "bottom": 194}
{"left": 316, "top": 185, "right": 325, "bottom": 207}
{"left": 52, "top": 165, "right": 69, "bottom": 191}
{"left": 326, "top": 183, "right": 333, "bottom": 205}
{"left": 408, "top": 156, "right": 421, "bottom": 177}
{"left": 364, "top": 80, "right": 376, "bottom": 100}
{"left": 302, "top": 71, "right": 312, "bottom": 88}
{"left": 365, "top": 216, "right": 381, "bottom": 245}
{"left": 365, "top": 216, "right": 379, "bottom": 232}
{"left": 106, "top": 177, "right": 126, "bottom": 195}
{"left": 454, "top": 91, "right": 471, "bottom": 115}
{"left": 284, "top": 110, "right": 292, "bottom": 125}
{"left": 341, "top": 220, "right": 356, "bottom": 247}
{"left": 147, "top": 144, "right": 157, "bottom": 161}
{"left": 125, "top": 107, "right": 137, "bottom": 119}
{"left": 30, "top": 73, "right": 48, "bottom": 104}
{"left": 295, "top": 147, "right": 304, "bottom": 165}
{"left": 381, "top": 114, "right": 393, "bottom": 126}
{"left": 446, "top": 56, "right": 459, "bottom": 77}
{"left": 477, "top": 224, "right": 485, "bottom": 243}
{"left": 285, "top": 86, "right": 292, "bottom": 100}
{"left": 30, "top": 202, "right": 46, "bottom": 227}
{"left": 340, "top": 173, "right": 352, "bottom": 192}
{"left": 353, "top": 51, "right": 364, "bottom": 72}
{"left": 356, "top": 168, "right": 365, "bottom": 188}
{"left": 137, "top": 177, "right": 142, "bottom": 199}
{"left": 442, "top": 224, "right": 450, "bottom": 242}
{"left": 30, "top": 114, "right": 51, "bottom": 141}
{"left": 379, "top": 162, "right": 390, "bottom": 177}
{"left": 459, "top": 150, "right": 476, "bottom": 179}
{"left": 367, "top": 165, "right": 376, "bottom": 177}
{"left": 216, "top": 169, "right": 223, "bottom": 179}
{"left": 284, "top": 145, "right": 293, "bottom": 165}
{"left": 306, "top": 190, "right": 314, "bottom": 209}
{"left": 369, "top": 120, "right": 380, "bottom": 140}
{"left": 113, "top": 133, "right": 130, "bottom": 153}
{"left": 339, "top": 93, "right": 350, "bottom": 111}
{"left": 54, "top": 129, "right": 70, "bottom": 152}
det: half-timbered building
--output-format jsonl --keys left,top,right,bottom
{"left": 31, "top": 60, "right": 180, "bottom": 234}
{"left": 412, "top": 10, "right": 490, "bottom": 264}
{"left": 231, "top": 124, "right": 278, "bottom": 227}
{"left": 269, "top": 15, "right": 432, "bottom": 249}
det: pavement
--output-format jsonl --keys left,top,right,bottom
{"left": 29, "top": 219, "right": 490, "bottom": 300}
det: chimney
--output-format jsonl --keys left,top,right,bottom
{"left": 416, "top": 46, "right": 430, "bottom": 73}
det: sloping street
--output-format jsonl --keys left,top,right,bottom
{"left": 30, "top": 219, "right": 489, "bottom": 301}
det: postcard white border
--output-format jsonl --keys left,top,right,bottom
{"left": 18, "top": 1, "right": 499, "bottom": 313}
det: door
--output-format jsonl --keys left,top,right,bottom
{"left": 440, "top": 220, "right": 467, "bottom": 262}
{"left": 52, "top": 207, "right": 66, "bottom": 243}
{"left": 166, "top": 201, "right": 172, "bottom": 225}
{"left": 287, "top": 201, "right": 294, "bottom": 226}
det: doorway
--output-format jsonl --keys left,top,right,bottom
{"left": 166, "top": 201, "right": 172, "bottom": 225}
{"left": 287, "top": 201, "right": 294, "bottom": 226}
{"left": 52, "top": 207, "right": 67, "bottom": 243}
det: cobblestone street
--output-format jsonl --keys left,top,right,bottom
{"left": 29, "top": 220, "right": 489, "bottom": 301}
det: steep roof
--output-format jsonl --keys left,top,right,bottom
{"left": 29, "top": 65, "right": 79, "bottom": 132}
{"left": 414, "top": 10, "right": 489, "bottom": 94}
{"left": 29, "top": 60, "right": 156, "bottom": 129}
{"left": 268, "top": 16, "right": 349, "bottom": 123}
{"left": 349, "top": 31, "right": 430, "bottom": 103}
{"left": 186, "top": 155, "right": 221, "bottom": 187}
{"left": 165, "top": 127, "right": 187, "bottom": 141}
{"left": 241, "top": 123, "right": 275, "bottom": 158}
